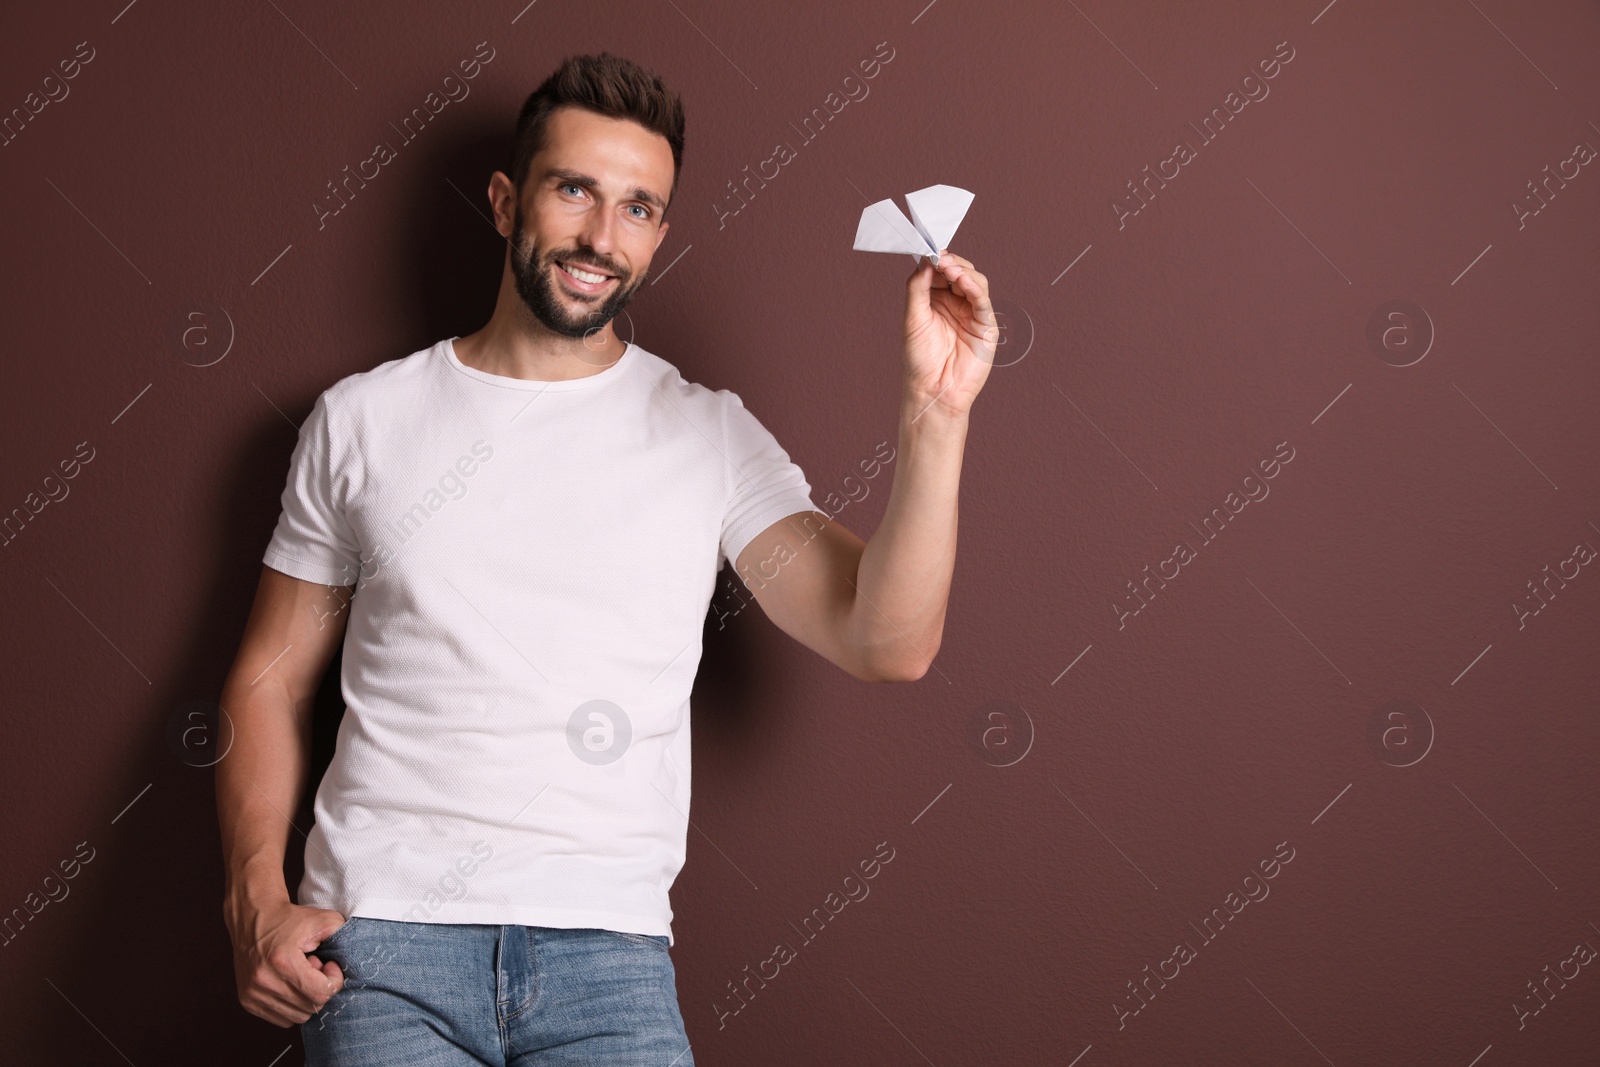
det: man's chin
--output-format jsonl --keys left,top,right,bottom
{"left": 538, "top": 306, "right": 615, "bottom": 339}
{"left": 537, "top": 316, "right": 603, "bottom": 340}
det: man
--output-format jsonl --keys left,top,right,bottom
{"left": 217, "top": 51, "right": 994, "bottom": 1065}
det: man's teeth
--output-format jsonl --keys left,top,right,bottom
{"left": 562, "top": 262, "right": 612, "bottom": 284}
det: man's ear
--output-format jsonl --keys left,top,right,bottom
{"left": 491, "top": 172, "right": 519, "bottom": 238}
{"left": 490, "top": 176, "right": 508, "bottom": 237}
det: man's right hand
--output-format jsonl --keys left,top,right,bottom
{"left": 225, "top": 895, "right": 348, "bottom": 1027}
{"left": 216, "top": 568, "right": 357, "bottom": 1027}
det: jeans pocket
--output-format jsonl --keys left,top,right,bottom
{"left": 320, "top": 916, "right": 361, "bottom": 953}
{"left": 599, "top": 928, "right": 668, "bottom": 950}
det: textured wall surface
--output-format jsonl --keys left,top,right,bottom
{"left": 2, "top": 1, "right": 1597, "bottom": 1064}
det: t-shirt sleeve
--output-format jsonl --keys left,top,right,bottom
{"left": 718, "top": 390, "right": 819, "bottom": 572}
{"left": 262, "top": 389, "right": 362, "bottom": 587}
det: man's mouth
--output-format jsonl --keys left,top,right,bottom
{"left": 554, "top": 259, "right": 618, "bottom": 294}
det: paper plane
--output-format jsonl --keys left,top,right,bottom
{"left": 853, "top": 184, "right": 974, "bottom": 265}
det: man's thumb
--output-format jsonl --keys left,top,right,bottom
{"left": 906, "top": 258, "right": 934, "bottom": 297}
{"left": 318, "top": 959, "right": 345, "bottom": 990}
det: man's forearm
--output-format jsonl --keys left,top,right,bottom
{"left": 846, "top": 395, "right": 970, "bottom": 680}
{"left": 216, "top": 676, "right": 312, "bottom": 907}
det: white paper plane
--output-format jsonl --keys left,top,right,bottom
{"left": 853, "top": 184, "right": 974, "bottom": 265}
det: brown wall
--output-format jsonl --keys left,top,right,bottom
{"left": 2, "top": 1, "right": 1597, "bottom": 1063}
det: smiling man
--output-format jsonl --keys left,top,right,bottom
{"left": 216, "top": 52, "right": 995, "bottom": 1066}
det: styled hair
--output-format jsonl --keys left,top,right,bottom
{"left": 508, "top": 52, "right": 685, "bottom": 214}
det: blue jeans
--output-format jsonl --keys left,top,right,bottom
{"left": 303, "top": 918, "right": 694, "bottom": 1066}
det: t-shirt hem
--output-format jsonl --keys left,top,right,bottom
{"left": 723, "top": 493, "right": 820, "bottom": 572}
{"left": 312, "top": 896, "right": 676, "bottom": 946}
{"left": 262, "top": 547, "right": 356, "bottom": 588}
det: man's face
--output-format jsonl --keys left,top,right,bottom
{"left": 507, "top": 106, "right": 673, "bottom": 340}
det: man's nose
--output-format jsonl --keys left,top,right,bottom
{"left": 577, "top": 208, "right": 618, "bottom": 258}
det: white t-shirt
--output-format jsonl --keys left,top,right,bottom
{"left": 262, "top": 336, "right": 818, "bottom": 945}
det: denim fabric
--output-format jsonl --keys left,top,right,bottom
{"left": 303, "top": 918, "right": 694, "bottom": 1066}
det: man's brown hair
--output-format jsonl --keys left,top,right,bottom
{"left": 509, "top": 52, "right": 686, "bottom": 214}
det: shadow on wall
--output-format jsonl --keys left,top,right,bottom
{"left": 399, "top": 123, "right": 509, "bottom": 353}
{"left": 20, "top": 415, "right": 347, "bottom": 1063}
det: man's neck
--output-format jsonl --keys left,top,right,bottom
{"left": 455, "top": 317, "right": 626, "bottom": 383}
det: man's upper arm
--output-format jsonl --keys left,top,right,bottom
{"left": 733, "top": 511, "right": 888, "bottom": 682}
{"left": 714, "top": 389, "right": 884, "bottom": 679}
{"left": 233, "top": 382, "right": 364, "bottom": 702}
{"left": 225, "top": 565, "right": 354, "bottom": 705}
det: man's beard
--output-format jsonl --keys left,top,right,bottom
{"left": 509, "top": 204, "right": 644, "bottom": 340}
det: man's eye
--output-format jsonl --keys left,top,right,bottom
{"left": 628, "top": 205, "right": 650, "bottom": 219}
{"left": 560, "top": 183, "right": 582, "bottom": 196}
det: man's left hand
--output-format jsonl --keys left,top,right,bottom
{"left": 902, "top": 250, "right": 999, "bottom": 421}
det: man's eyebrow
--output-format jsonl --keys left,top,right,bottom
{"left": 546, "top": 168, "right": 668, "bottom": 212}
